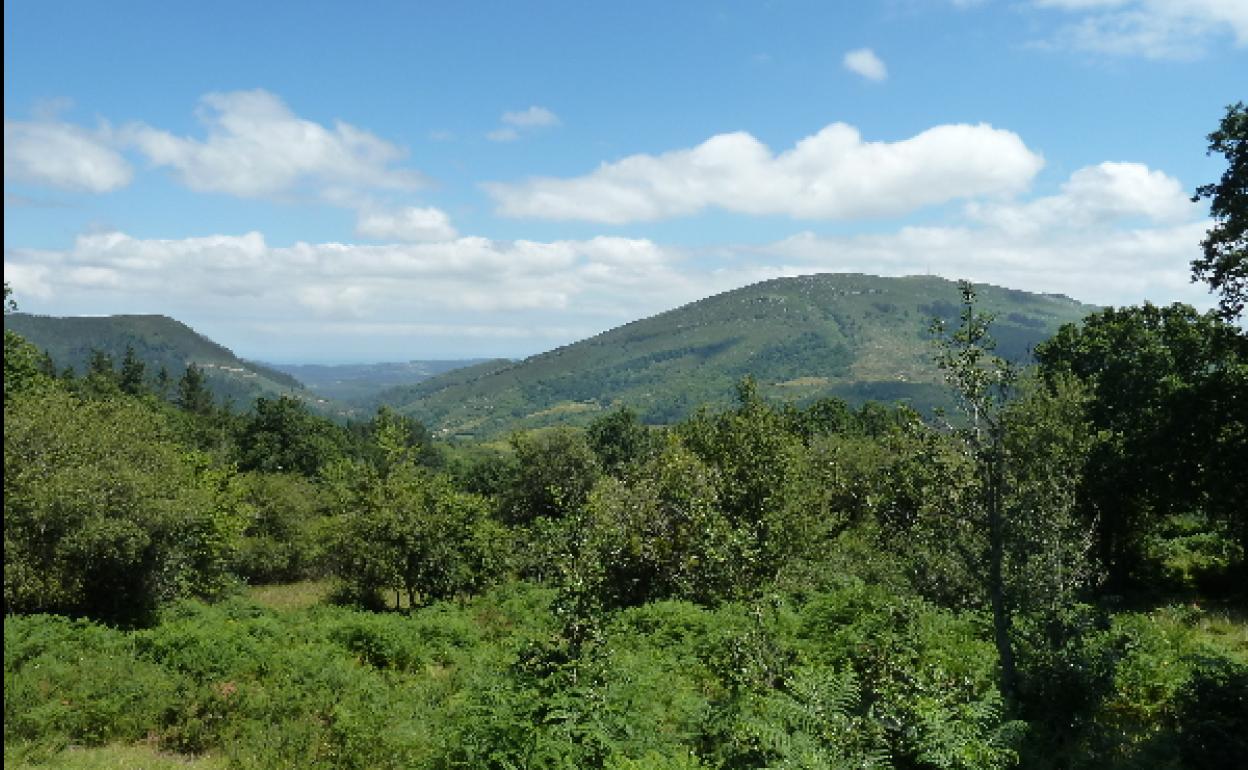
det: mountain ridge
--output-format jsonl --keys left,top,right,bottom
{"left": 376, "top": 273, "right": 1099, "bottom": 436}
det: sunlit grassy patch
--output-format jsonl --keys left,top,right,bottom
{"left": 244, "top": 579, "right": 333, "bottom": 612}
{"left": 5, "top": 742, "right": 226, "bottom": 770}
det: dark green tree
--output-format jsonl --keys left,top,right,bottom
{"left": 118, "top": 344, "right": 147, "bottom": 396}
{"left": 586, "top": 406, "right": 654, "bottom": 475}
{"left": 5, "top": 388, "right": 238, "bottom": 623}
{"left": 501, "top": 428, "right": 601, "bottom": 523}
{"left": 176, "top": 363, "right": 214, "bottom": 415}
{"left": 363, "top": 406, "right": 439, "bottom": 471}
{"left": 154, "top": 365, "right": 172, "bottom": 399}
{"left": 1192, "top": 101, "right": 1246, "bottom": 320}
{"left": 328, "top": 464, "right": 503, "bottom": 608}
{"left": 1035, "top": 303, "right": 1248, "bottom": 584}
{"left": 3, "top": 284, "right": 48, "bottom": 402}
{"left": 237, "top": 396, "right": 344, "bottom": 477}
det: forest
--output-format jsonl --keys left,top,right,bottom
{"left": 3, "top": 105, "right": 1246, "bottom": 770}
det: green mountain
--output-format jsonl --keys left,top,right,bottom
{"left": 379, "top": 274, "right": 1099, "bottom": 438}
{"left": 3, "top": 313, "right": 319, "bottom": 409}
{"left": 265, "top": 359, "right": 491, "bottom": 404}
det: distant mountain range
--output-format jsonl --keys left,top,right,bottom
{"left": 377, "top": 274, "right": 1099, "bottom": 437}
{"left": 5, "top": 274, "right": 1099, "bottom": 434}
{"left": 264, "top": 360, "right": 492, "bottom": 404}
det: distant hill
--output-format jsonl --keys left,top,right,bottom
{"left": 265, "top": 359, "right": 492, "bottom": 404}
{"left": 3, "top": 313, "right": 323, "bottom": 410}
{"left": 378, "top": 274, "right": 1099, "bottom": 437}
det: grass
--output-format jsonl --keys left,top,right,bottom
{"left": 243, "top": 579, "right": 332, "bottom": 612}
{"left": 4, "top": 743, "right": 227, "bottom": 770}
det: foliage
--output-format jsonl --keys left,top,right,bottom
{"left": 327, "top": 462, "right": 506, "bottom": 608}
{"left": 578, "top": 436, "right": 746, "bottom": 607}
{"left": 500, "top": 427, "right": 601, "bottom": 523}
{"left": 1035, "top": 303, "right": 1248, "bottom": 585}
{"left": 4, "top": 389, "right": 240, "bottom": 624}
{"left": 1192, "top": 101, "right": 1247, "bottom": 320}
{"left": 226, "top": 472, "right": 328, "bottom": 584}
{"left": 236, "top": 395, "right": 345, "bottom": 477}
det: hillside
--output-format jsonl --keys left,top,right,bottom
{"left": 3, "top": 313, "right": 320, "bottom": 410}
{"left": 265, "top": 359, "right": 491, "bottom": 404}
{"left": 380, "top": 273, "right": 1099, "bottom": 437}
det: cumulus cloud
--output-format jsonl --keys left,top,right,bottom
{"left": 356, "top": 206, "right": 458, "bottom": 242}
{"left": 843, "top": 48, "right": 888, "bottom": 81}
{"left": 965, "top": 161, "right": 1197, "bottom": 232}
{"left": 122, "top": 89, "right": 424, "bottom": 198}
{"left": 749, "top": 161, "right": 1209, "bottom": 308}
{"left": 2, "top": 229, "right": 696, "bottom": 341}
{"left": 3, "top": 162, "right": 1212, "bottom": 360}
{"left": 4, "top": 118, "right": 132, "bottom": 192}
{"left": 486, "top": 122, "right": 1044, "bottom": 223}
{"left": 1032, "top": 0, "right": 1248, "bottom": 58}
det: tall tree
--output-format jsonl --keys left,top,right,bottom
{"left": 930, "top": 281, "right": 1021, "bottom": 707}
{"left": 3, "top": 284, "right": 47, "bottom": 401}
{"left": 176, "top": 363, "right": 214, "bottom": 415}
{"left": 118, "top": 344, "right": 147, "bottom": 396}
{"left": 1192, "top": 101, "right": 1246, "bottom": 320}
{"left": 236, "top": 395, "right": 343, "bottom": 477}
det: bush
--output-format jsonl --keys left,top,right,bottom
{"left": 4, "top": 389, "right": 240, "bottom": 624}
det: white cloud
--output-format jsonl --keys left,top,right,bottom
{"left": 356, "top": 206, "right": 458, "bottom": 242}
{"left": 843, "top": 48, "right": 888, "bottom": 81}
{"left": 751, "top": 161, "right": 1209, "bottom": 308}
{"left": 488, "top": 106, "right": 560, "bottom": 142}
{"left": 486, "top": 122, "right": 1043, "bottom": 223}
{"left": 501, "top": 106, "right": 561, "bottom": 128}
{"left": 2, "top": 230, "right": 696, "bottom": 333}
{"left": 1033, "top": 0, "right": 1248, "bottom": 58}
{"left": 3, "top": 161, "right": 1213, "bottom": 360}
{"left": 4, "top": 118, "right": 132, "bottom": 192}
{"left": 122, "top": 89, "right": 424, "bottom": 198}
{"left": 965, "top": 161, "right": 1196, "bottom": 233}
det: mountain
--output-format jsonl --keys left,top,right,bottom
{"left": 3, "top": 313, "right": 321, "bottom": 409}
{"left": 378, "top": 274, "right": 1099, "bottom": 438}
{"left": 264, "top": 360, "right": 492, "bottom": 404}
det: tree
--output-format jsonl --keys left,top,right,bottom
{"left": 176, "top": 363, "right": 214, "bottom": 415}
{"left": 1192, "top": 101, "right": 1246, "bottom": 320}
{"left": 328, "top": 464, "right": 503, "bottom": 608}
{"left": 580, "top": 436, "right": 744, "bottom": 607}
{"left": 3, "top": 284, "right": 47, "bottom": 402}
{"left": 586, "top": 406, "right": 654, "bottom": 475}
{"left": 5, "top": 388, "right": 238, "bottom": 623}
{"left": 1035, "top": 303, "right": 1248, "bottom": 584}
{"left": 363, "top": 406, "right": 439, "bottom": 471}
{"left": 930, "top": 281, "right": 1021, "bottom": 706}
{"left": 236, "top": 396, "right": 343, "bottom": 477}
{"left": 501, "top": 428, "right": 601, "bottom": 523}
{"left": 119, "top": 344, "right": 147, "bottom": 396}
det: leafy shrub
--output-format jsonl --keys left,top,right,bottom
{"left": 4, "top": 389, "right": 240, "bottom": 624}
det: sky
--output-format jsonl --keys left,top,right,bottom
{"left": 4, "top": 1, "right": 1245, "bottom": 363}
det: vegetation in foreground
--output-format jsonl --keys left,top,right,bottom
{"left": 4, "top": 104, "right": 1247, "bottom": 770}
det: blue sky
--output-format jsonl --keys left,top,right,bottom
{"left": 4, "top": 0, "right": 1245, "bottom": 362}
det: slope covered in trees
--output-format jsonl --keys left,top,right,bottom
{"left": 378, "top": 274, "right": 1097, "bottom": 437}
{"left": 2, "top": 312, "right": 315, "bottom": 409}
